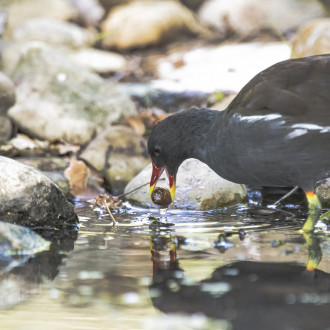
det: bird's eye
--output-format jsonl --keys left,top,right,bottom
{"left": 153, "top": 146, "right": 161, "bottom": 157}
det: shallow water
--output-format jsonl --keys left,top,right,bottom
{"left": 0, "top": 188, "right": 330, "bottom": 330}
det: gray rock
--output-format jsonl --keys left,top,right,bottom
{"left": 0, "top": 115, "right": 12, "bottom": 144}
{"left": 17, "top": 157, "right": 71, "bottom": 198}
{"left": 0, "top": 156, "right": 78, "bottom": 227}
{"left": 316, "top": 178, "right": 330, "bottom": 207}
{"left": 7, "top": 43, "right": 137, "bottom": 144}
{"left": 0, "top": 72, "right": 15, "bottom": 115}
{"left": 80, "top": 125, "right": 149, "bottom": 194}
{"left": 13, "top": 18, "right": 96, "bottom": 49}
{"left": 17, "top": 156, "right": 104, "bottom": 199}
{"left": 124, "top": 158, "right": 247, "bottom": 210}
{"left": 5, "top": 0, "right": 78, "bottom": 35}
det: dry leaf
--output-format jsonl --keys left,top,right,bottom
{"left": 91, "top": 193, "right": 123, "bottom": 211}
{"left": 125, "top": 115, "right": 146, "bottom": 136}
{"left": 64, "top": 158, "right": 90, "bottom": 196}
{"left": 140, "top": 109, "right": 168, "bottom": 132}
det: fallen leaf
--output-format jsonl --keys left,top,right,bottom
{"left": 91, "top": 193, "right": 123, "bottom": 211}
{"left": 64, "top": 158, "right": 90, "bottom": 197}
{"left": 140, "top": 108, "right": 168, "bottom": 132}
{"left": 125, "top": 115, "right": 146, "bottom": 136}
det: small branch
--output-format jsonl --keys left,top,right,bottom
{"left": 117, "top": 178, "right": 166, "bottom": 199}
{"left": 102, "top": 197, "right": 116, "bottom": 224}
{"left": 272, "top": 186, "right": 299, "bottom": 206}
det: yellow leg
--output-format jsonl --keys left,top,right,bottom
{"left": 302, "top": 191, "right": 322, "bottom": 232}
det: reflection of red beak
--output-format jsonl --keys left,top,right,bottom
{"left": 150, "top": 161, "right": 176, "bottom": 202}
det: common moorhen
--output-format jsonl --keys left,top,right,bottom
{"left": 148, "top": 54, "right": 330, "bottom": 232}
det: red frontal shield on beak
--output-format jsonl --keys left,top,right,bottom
{"left": 150, "top": 161, "right": 176, "bottom": 203}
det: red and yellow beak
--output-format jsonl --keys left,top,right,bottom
{"left": 150, "top": 161, "right": 176, "bottom": 203}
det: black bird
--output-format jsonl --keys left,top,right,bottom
{"left": 148, "top": 55, "right": 330, "bottom": 232}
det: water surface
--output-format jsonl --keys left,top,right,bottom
{"left": 0, "top": 189, "right": 330, "bottom": 330}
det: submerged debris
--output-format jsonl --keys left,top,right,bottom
{"left": 90, "top": 193, "right": 124, "bottom": 223}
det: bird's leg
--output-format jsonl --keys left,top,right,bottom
{"left": 303, "top": 232, "right": 322, "bottom": 271}
{"left": 302, "top": 191, "right": 322, "bottom": 232}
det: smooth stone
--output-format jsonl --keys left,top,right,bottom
{"left": 291, "top": 19, "right": 330, "bottom": 58}
{"left": 101, "top": 0, "right": 209, "bottom": 50}
{"left": 69, "top": 48, "right": 127, "bottom": 74}
{"left": 124, "top": 158, "right": 247, "bottom": 210}
{"left": 0, "top": 72, "right": 15, "bottom": 115}
{"left": 80, "top": 125, "right": 149, "bottom": 194}
{"left": 7, "top": 43, "right": 137, "bottom": 144}
{"left": 198, "top": 0, "right": 325, "bottom": 39}
{"left": 0, "top": 156, "right": 78, "bottom": 227}
{"left": 13, "top": 18, "right": 96, "bottom": 49}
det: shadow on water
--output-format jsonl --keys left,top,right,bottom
{"left": 0, "top": 187, "right": 329, "bottom": 329}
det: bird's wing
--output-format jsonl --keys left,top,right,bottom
{"left": 225, "top": 55, "right": 330, "bottom": 125}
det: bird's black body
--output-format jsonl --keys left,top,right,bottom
{"left": 148, "top": 55, "right": 330, "bottom": 232}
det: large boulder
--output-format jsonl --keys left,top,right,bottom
{"left": 101, "top": 0, "right": 210, "bottom": 50}
{"left": 124, "top": 158, "right": 247, "bottom": 210}
{"left": 80, "top": 125, "right": 149, "bottom": 194}
{"left": 7, "top": 43, "right": 137, "bottom": 144}
{"left": 0, "top": 156, "right": 78, "bottom": 227}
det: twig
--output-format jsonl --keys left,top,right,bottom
{"left": 102, "top": 196, "right": 116, "bottom": 224}
{"left": 117, "top": 178, "right": 166, "bottom": 199}
{"left": 272, "top": 186, "right": 299, "bottom": 206}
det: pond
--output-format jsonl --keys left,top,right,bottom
{"left": 0, "top": 188, "right": 329, "bottom": 330}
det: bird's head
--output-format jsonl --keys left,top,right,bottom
{"left": 147, "top": 108, "right": 216, "bottom": 204}
{"left": 147, "top": 117, "right": 182, "bottom": 204}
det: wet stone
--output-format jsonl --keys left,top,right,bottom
{"left": 0, "top": 156, "right": 78, "bottom": 227}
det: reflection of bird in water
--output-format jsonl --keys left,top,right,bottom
{"left": 150, "top": 252, "right": 330, "bottom": 330}
{"left": 148, "top": 55, "right": 330, "bottom": 233}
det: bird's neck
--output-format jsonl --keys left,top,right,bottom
{"left": 183, "top": 108, "right": 222, "bottom": 165}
